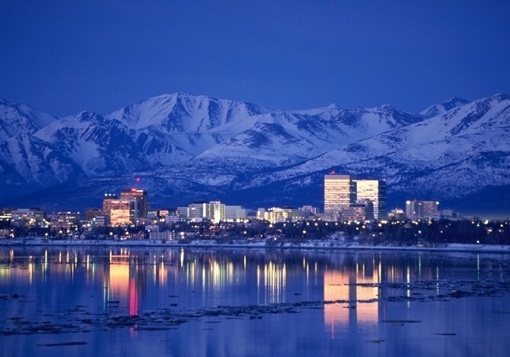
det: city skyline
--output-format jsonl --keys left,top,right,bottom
{"left": 1, "top": 2, "right": 509, "bottom": 354}
{"left": 1, "top": 90, "right": 508, "bottom": 218}
{"left": 0, "top": 2, "right": 509, "bottom": 219}
{"left": 0, "top": 178, "right": 469, "bottom": 232}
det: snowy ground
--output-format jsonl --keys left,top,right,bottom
{"left": 1, "top": 237, "right": 510, "bottom": 254}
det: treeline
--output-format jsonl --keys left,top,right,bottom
{"left": 2, "top": 218, "right": 510, "bottom": 246}
{"left": 171, "top": 219, "right": 510, "bottom": 246}
{"left": 374, "top": 219, "right": 510, "bottom": 246}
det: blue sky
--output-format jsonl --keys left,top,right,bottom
{"left": 1, "top": 1, "right": 509, "bottom": 116}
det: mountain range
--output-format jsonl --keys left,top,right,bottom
{"left": 1, "top": 93, "right": 509, "bottom": 217}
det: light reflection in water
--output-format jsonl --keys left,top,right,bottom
{"left": 306, "top": 260, "right": 309, "bottom": 286}
{"left": 323, "top": 264, "right": 379, "bottom": 337}
{"left": 436, "top": 266, "right": 440, "bottom": 294}
{"left": 418, "top": 254, "right": 422, "bottom": 278}
{"left": 321, "top": 254, "right": 454, "bottom": 337}
{"left": 188, "top": 260, "right": 195, "bottom": 287}
{"left": 1, "top": 246, "right": 509, "bottom": 356}
{"left": 28, "top": 256, "right": 33, "bottom": 284}
{"left": 477, "top": 253, "right": 480, "bottom": 280}
{"left": 201, "top": 264, "right": 206, "bottom": 293}
{"left": 406, "top": 265, "right": 411, "bottom": 307}
{"left": 264, "top": 261, "right": 287, "bottom": 304}
{"left": 159, "top": 261, "right": 166, "bottom": 285}
{"left": 43, "top": 250, "right": 48, "bottom": 275}
{"left": 109, "top": 258, "right": 129, "bottom": 299}
{"left": 152, "top": 258, "right": 157, "bottom": 285}
{"left": 256, "top": 264, "right": 261, "bottom": 304}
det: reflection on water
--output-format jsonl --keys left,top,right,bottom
{"left": 324, "top": 266, "right": 379, "bottom": 335}
{"left": 260, "top": 261, "right": 286, "bottom": 304}
{"left": 0, "top": 247, "right": 509, "bottom": 356}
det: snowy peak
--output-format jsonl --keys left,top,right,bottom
{"left": 435, "top": 93, "right": 510, "bottom": 137}
{"left": 289, "top": 103, "right": 341, "bottom": 115}
{"left": 260, "top": 93, "right": 510, "bottom": 211}
{"left": 194, "top": 103, "right": 425, "bottom": 167}
{"left": 33, "top": 111, "right": 111, "bottom": 142}
{"left": 0, "top": 92, "right": 509, "bottom": 214}
{"left": 421, "top": 97, "right": 471, "bottom": 117}
{"left": 0, "top": 97, "right": 57, "bottom": 138}
{"left": 293, "top": 103, "right": 423, "bottom": 138}
{"left": 370, "top": 104, "right": 424, "bottom": 127}
{"left": 107, "top": 93, "right": 180, "bottom": 129}
{"left": 353, "top": 93, "right": 510, "bottom": 152}
{"left": 107, "top": 93, "right": 267, "bottom": 132}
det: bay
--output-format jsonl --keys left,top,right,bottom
{"left": 0, "top": 246, "right": 509, "bottom": 356}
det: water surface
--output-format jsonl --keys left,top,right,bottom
{"left": 0, "top": 247, "right": 509, "bottom": 356}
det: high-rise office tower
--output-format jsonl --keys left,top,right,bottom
{"left": 120, "top": 188, "right": 148, "bottom": 223}
{"left": 207, "top": 201, "right": 225, "bottom": 223}
{"left": 324, "top": 175, "right": 356, "bottom": 215}
{"left": 109, "top": 199, "right": 132, "bottom": 226}
{"left": 324, "top": 174, "right": 386, "bottom": 220}
{"left": 102, "top": 193, "right": 118, "bottom": 215}
{"left": 354, "top": 179, "right": 386, "bottom": 220}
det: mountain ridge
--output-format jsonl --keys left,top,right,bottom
{"left": 0, "top": 93, "right": 508, "bottom": 216}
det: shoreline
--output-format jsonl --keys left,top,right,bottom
{"left": 1, "top": 238, "right": 510, "bottom": 254}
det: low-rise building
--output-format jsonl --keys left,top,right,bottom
{"left": 50, "top": 211, "right": 81, "bottom": 232}
{"left": 10, "top": 208, "right": 48, "bottom": 228}
{"left": 179, "top": 201, "right": 246, "bottom": 223}
{"left": 406, "top": 200, "right": 440, "bottom": 220}
{"left": 224, "top": 205, "right": 247, "bottom": 221}
{"left": 257, "top": 207, "right": 303, "bottom": 224}
{"left": 341, "top": 200, "right": 374, "bottom": 222}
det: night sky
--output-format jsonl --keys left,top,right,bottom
{"left": 1, "top": 0, "right": 509, "bottom": 117}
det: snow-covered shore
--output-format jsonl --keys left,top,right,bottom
{"left": 1, "top": 237, "right": 510, "bottom": 254}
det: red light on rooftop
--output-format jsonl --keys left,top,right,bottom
{"left": 136, "top": 177, "right": 141, "bottom": 183}
{"left": 330, "top": 170, "right": 336, "bottom": 175}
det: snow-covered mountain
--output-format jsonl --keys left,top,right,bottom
{"left": 0, "top": 98, "right": 56, "bottom": 138}
{"left": 0, "top": 98, "right": 81, "bottom": 197}
{"left": 195, "top": 104, "right": 422, "bottom": 168}
{"left": 254, "top": 93, "right": 509, "bottom": 191}
{"left": 420, "top": 97, "right": 471, "bottom": 117}
{"left": 108, "top": 93, "right": 268, "bottom": 159}
{"left": 0, "top": 93, "right": 509, "bottom": 216}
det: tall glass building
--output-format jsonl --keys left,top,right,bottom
{"left": 324, "top": 175, "right": 356, "bottom": 215}
{"left": 353, "top": 179, "right": 386, "bottom": 220}
{"left": 324, "top": 174, "right": 386, "bottom": 220}
{"left": 120, "top": 188, "right": 148, "bottom": 223}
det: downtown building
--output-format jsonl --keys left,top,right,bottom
{"left": 324, "top": 174, "right": 386, "bottom": 221}
{"left": 354, "top": 178, "right": 386, "bottom": 220}
{"left": 256, "top": 207, "right": 304, "bottom": 224}
{"left": 405, "top": 200, "right": 440, "bottom": 220}
{"left": 120, "top": 188, "right": 148, "bottom": 224}
{"left": 324, "top": 175, "right": 356, "bottom": 215}
{"left": 50, "top": 211, "right": 81, "bottom": 232}
{"left": 10, "top": 208, "right": 48, "bottom": 228}
{"left": 177, "top": 201, "right": 247, "bottom": 223}
{"left": 100, "top": 189, "right": 149, "bottom": 227}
